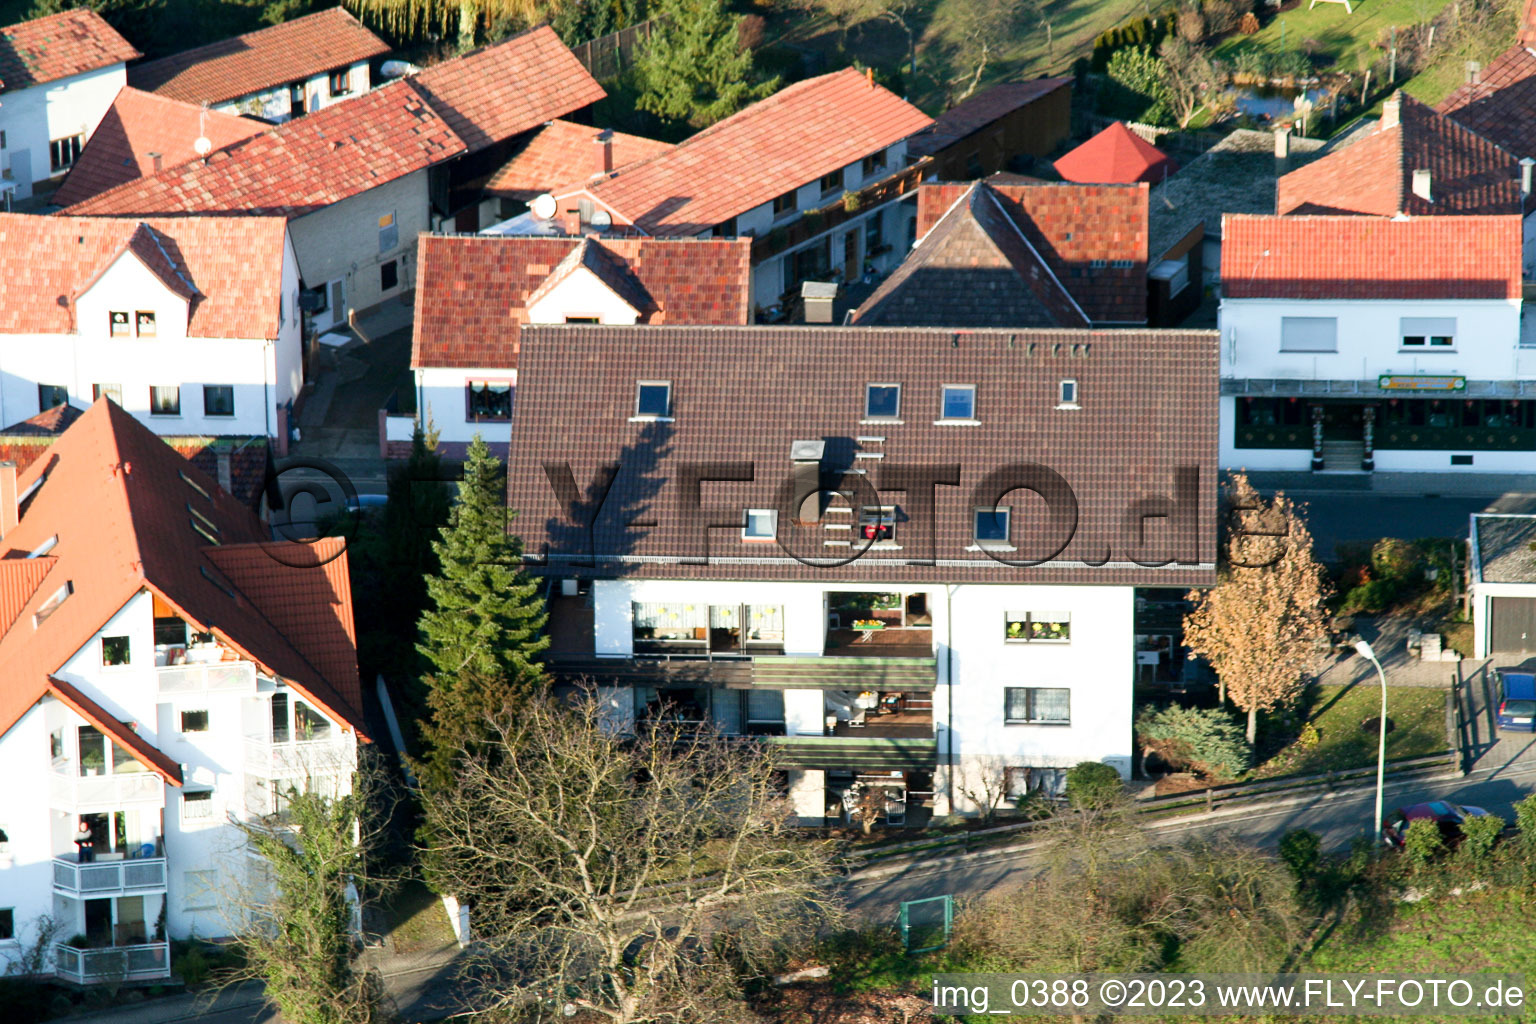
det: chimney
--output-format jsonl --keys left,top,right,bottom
{"left": 215, "top": 449, "right": 233, "bottom": 494}
{"left": 146, "top": 151, "right": 162, "bottom": 173}
{"left": 1381, "top": 92, "right": 1402, "bottom": 131}
{"left": 1467, "top": 60, "right": 1482, "bottom": 86}
{"left": 0, "top": 461, "right": 17, "bottom": 539}
{"left": 790, "top": 440, "right": 825, "bottom": 524}
{"left": 1273, "top": 126, "right": 1291, "bottom": 173}
{"left": 592, "top": 129, "right": 614, "bottom": 178}
{"left": 1521, "top": 157, "right": 1534, "bottom": 198}
{"left": 1412, "top": 168, "right": 1433, "bottom": 203}
{"left": 560, "top": 207, "right": 582, "bottom": 235}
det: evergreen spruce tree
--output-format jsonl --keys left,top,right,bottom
{"left": 416, "top": 435, "right": 547, "bottom": 789}
{"left": 635, "top": 0, "right": 778, "bottom": 128}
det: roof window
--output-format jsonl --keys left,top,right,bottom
{"left": 26, "top": 535, "right": 58, "bottom": 558}
{"left": 180, "top": 469, "right": 211, "bottom": 501}
{"left": 32, "top": 581, "right": 73, "bottom": 627}
{"left": 634, "top": 381, "right": 672, "bottom": 420}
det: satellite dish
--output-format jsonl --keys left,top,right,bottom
{"left": 193, "top": 136, "right": 213, "bottom": 156}
{"left": 590, "top": 209, "right": 612, "bottom": 229}
{"left": 530, "top": 193, "right": 557, "bottom": 220}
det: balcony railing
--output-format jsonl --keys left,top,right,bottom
{"left": 53, "top": 942, "right": 171, "bottom": 984}
{"left": 49, "top": 770, "right": 164, "bottom": 810}
{"left": 243, "top": 737, "right": 356, "bottom": 779}
{"left": 549, "top": 652, "right": 937, "bottom": 690}
{"left": 750, "top": 158, "right": 932, "bottom": 264}
{"left": 157, "top": 660, "right": 256, "bottom": 696}
{"left": 52, "top": 856, "right": 167, "bottom": 898}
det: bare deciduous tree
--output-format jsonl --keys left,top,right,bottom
{"left": 1183, "top": 473, "right": 1332, "bottom": 745}
{"left": 421, "top": 691, "right": 843, "bottom": 1023}
{"left": 1159, "top": 35, "right": 1218, "bottom": 128}
{"left": 955, "top": 755, "right": 1014, "bottom": 824}
{"left": 947, "top": 0, "right": 1030, "bottom": 100}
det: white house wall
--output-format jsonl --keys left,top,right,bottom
{"left": 288, "top": 169, "right": 427, "bottom": 317}
{"left": 415, "top": 365, "right": 516, "bottom": 447}
{"left": 0, "top": 704, "right": 58, "bottom": 972}
{"left": 216, "top": 61, "right": 372, "bottom": 123}
{"left": 0, "top": 63, "right": 126, "bottom": 199}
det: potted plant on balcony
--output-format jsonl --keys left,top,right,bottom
{"left": 1006, "top": 619, "right": 1027, "bottom": 641}
{"left": 842, "top": 190, "right": 861, "bottom": 213}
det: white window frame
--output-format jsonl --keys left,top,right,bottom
{"left": 1280, "top": 316, "right": 1338, "bottom": 353}
{"left": 100, "top": 635, "right": 131, "bottom": 669}
{"left": 632, "top": 380, "right": 673, "bottom": 421}
{"left": 181, "top": 789, "right": 215, "bottom": 825}
{"left": 179, "top": 709, "right": 210, "bottom": 734}
{"left": 1058, "top": 379, "right": 1080, "bottom": 409}
{"left": 1003, "top": 686, "right": 1071, "bottom": 726}
{"left": 1400, "top": 316, "right": 1456, "bottom": 351}
{"left": 973, "top": 506, "right": 1012, "bottom": 549}
{"left": 742, "top": 509, "right": 777, "bottom": 541}
{"left": 864, "top": 382, "right": 902, "bottom": 421}
{"left": 939, "top": 384, "right": 977, "bottom": 423}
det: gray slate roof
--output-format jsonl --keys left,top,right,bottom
{"left": 1474, "top": 514, "right": 1536, "bottom": 583}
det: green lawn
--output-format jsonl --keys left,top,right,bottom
{"left": 385, "top": 879, "right": 458, "bottom": 955}
{"left": 1214, "top": 0, "right": 1454, "bottom": 72}
{"left": 1255, "top": 683, "right": 1449, "bottom": 779}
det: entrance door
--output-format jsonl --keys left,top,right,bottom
{"left": 1320, "top": 403, "right": 1366, "bottom": 441}
{"left": 325, "top": 279, "right": 345, "bottom": 328}
{"left": 842, "top": 227, "right": 860, "bottom": 283}
{"left": 1491, "top": 597, "right": 1536, "bottom": 651}
{"left": 85, "top": 899, "right": 111, "bottom": 946}
{"left": 8, "top": 149, "right": 31, "bottom": 198}
{"left": 115, "top": 895, "right": 147, "bottom": 945}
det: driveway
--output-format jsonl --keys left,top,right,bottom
{"left": 290, "top": 298, "right": 415, "bottom": 495}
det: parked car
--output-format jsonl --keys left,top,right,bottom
{"left": 1382, "top": 801, "right": 1498, "bottom": 847}
{"left": 1497, "top": 671, "right": 1536, "bottom": 733}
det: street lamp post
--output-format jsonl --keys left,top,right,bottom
{"left": 1355, "top": 640, "right": 1388, "bottom": 849}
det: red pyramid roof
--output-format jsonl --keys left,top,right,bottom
{"left": 1054, "top": 121, "right": 1176, "bottom": 184}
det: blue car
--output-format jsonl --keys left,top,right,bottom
{"left": 1497, "top": 671, "right": 1536, "bottom": 732}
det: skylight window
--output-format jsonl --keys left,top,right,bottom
{"left": 941, "top": 385, "right": 976, "bottom": 421}
{"left": 32, "top": 581, "right": 73, "bottom": 627}
{"left": 865, "top": 383, "right": 901, "bottom": 420}
{"left": 26, "top": 535, "right": 57, "bottom": 558}
{"left": 190, "top": 518, "right": 221, "bottom": 545}
{"left": 180, "top": 470, "right": 210, "bottom": 501}
{"left": 635, "top": 381, "right": 672, "bottom": 419}
{"left": 1058, "top": 380, "right": 1080, "bottom": 409}
{"left": 742, "top": 509, "right": 777, "bottom": 541}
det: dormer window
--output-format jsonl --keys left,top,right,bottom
{"left": 109, "top": 311, "right": 131, "bottom": 337}
{"left": 136, "top": 311, "right": 156, "bottom": 337}
{"left": 634, "top": 381, "right": 672, "bottom": 419}
{"left": 329, "top": 69, "right": 351, "bottom": 96}
{"left": 864, "top": 383, "right": 901, "bottom": 421}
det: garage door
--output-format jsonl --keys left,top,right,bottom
{"left": 1491, "top": 597, "right": 1536, "bottom": 651}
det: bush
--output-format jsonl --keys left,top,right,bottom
{"left": 1232, "top": 47, "right": 1268, "bottom": 79}
{"left": 1177, "top": 4, "right": 1205, "bottom": 42}
{"left": 1136, "top": 703, "right": 1252, "bottom": 780}
{"left": 1514, "top": 792, "right": 1536, "bottom": 853}
{"left": 1273, "top": 49, "right": 1313, "bottom": 80}
{"left": 1202, "top": 0, "right": 1242, "bottom": 35}
{"left": 174, "top": 945, "right": 211, "bottom": 988}
{"left": 1402, "top": 818, "right": 1446, "bottom": 872}
{"left": 1458, "top": 814, "right": 1503, "bottom": 868}
{"left": 1065, "top": 761, "right": 1123, "bottom": 811}
{"left": 1105, "top": 45, "right": 1174, "bottom": 125}
{"left": 1278, "top": 828, "right": 1321, "bottom": 886}
{"left": 1370, "top": 538, "right": 1420, "bottom": 584}
{"left": 1340, "top": 576, "right": 1398, "bottom": 616}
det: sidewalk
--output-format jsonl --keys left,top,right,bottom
{"left": 1248, "top": 470, "right": 1536, "bottom": 499}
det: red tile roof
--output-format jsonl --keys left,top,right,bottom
{"left": 62, "top": 80, "right": 466, "bottom": 218}
{"left": 0, "top": 400, "right": 365, "bottom": 748}
{"left": 412, "top": 234, "right": 752, "bottom": 369}
{"left": 127, "top": 7, "right": 389, "bottom": 107}
{"left": 1053, "top": 121, "right": 1176, "bottom": 184}
{"left": 54, "top": 87, "right": 267, "bottom": 207}
{"left": 852, "top": 181, "right": 1090, "bottom": 328}
{"left": 1221, "top": 213, "right": 1523, "bottom": 300}
{"left": 0, "top": 9, "right": 138, "bottom": 93}
{"left": 48, "top": 677, "right": 183, "bottom": 783}
{"left": 908, "top": 177, "right": 1148, "bottom": 323}
{"left": 485, "top": 120, "right": 672, "bottom": 199}
{"left": 0, "top": 213, "right": 288, "bottom": 338}
{"left": 0, "top": 428, "right": 270, "bottom": 505}
{"left": 565, "top": 68, "right": 933, "bottom": 236}
{"left": 1278, "top": 92, "right": 1519, "bottom": 216}
{"left": 1522, "top": 0, "right": 1536, "bottom": 44}
{"left": 4, "top": 403, "right": 83, "bottom": 436}
{"left": 0, "top": 558, "right": 54, "bottom": 633}
{"left": 410, "top": 25, "right": 605, "bottom": 153}
{"left": 907, "top": 78, "right": 1072, "bottom": 158}
{"left": 1439, "top": 41, "right": 1536, "bottom": 160}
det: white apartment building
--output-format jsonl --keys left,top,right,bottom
{"left": 0, "top": 9, "right": 138, "bottom": 201}
{"left": 0, "top": 400, "right": 363, "bottom": 982}
{"left": 508, "top": 324, "right": 1218, "bottom": 824}
{"left": 0, "top": 215, "right": 301, "bottom": 443}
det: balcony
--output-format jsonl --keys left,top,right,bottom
{"left": 157, "top": 660, "right": 256, "bottom": 696}
{"left": 550, "top": 652, "right": 937, "bottom": 690}
{"left": 750, "top": 158, "right": 932, "bottom": 264}
{"left": 49, "top": 770, "right": 163, "bottom": 810}
{"left": 53, "top": 942, "right": 171, "bottom": 984}
{"left": 243, "top": 737, "right": 355, "bottom": 779}
{"left": 765, "top": 735, "right": 939, "bottom": 771}
{"left": 52, "top": 855, "right": 167, "bottom": 899}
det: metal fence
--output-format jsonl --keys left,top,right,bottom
{"left": 53, "top": 942, "right": 171, "bottom": 984}
{"left": 899, "top": 895, "right": 952, "bottom": 953}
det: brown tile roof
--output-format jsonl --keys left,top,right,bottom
{"left": 505, "top": 324, "right": 1217, "bottom": 586}
{"left": 851, "top": 181, "right": 1089, "bottom": 328}
{"left": 1278, "top": 92, "right": 1520, "bottom": 216}
{"left": 126, "top": 7, "right": 389, "bottom": 107}
{"left": 61, "top": 80, "right": 465, "bottom": 217}
{"left": 485, "top": 119, "right": 672, "bottom": 199}
{"left": 1221, "top": 213, "right": 1523, "bottom": 300}
{"left": 566, "top": 68, "right": 933, "bottom": 235}
{"left": 410, "top": 26, "right": 605, "bottom": 153}
{"left": 0, "top": 400, "right": 365, "bottom": 747}
{"left": 1439, "top": 41, "right": 1536, "bottom": 160}
{"left": 0, "top": 213, "right": 288, "bottom": 338}
{"left": 0, "top": 9, "right": 138, "bottom": 93}
{"left": 906, "top": 78, "right": 1072, "bottom": 158}
{"left": 4, "top": 403, "right": 84, "bottom": 436}
{"left": 54, "top": 87, "right": 266, "bottom": 207}
{"left": 909, "top": 177, "right": 1148, "bottom": 323}
{"left": 1054, "top": 121, "right": 1175, "bottom": 183}
{"left": 411, "top": 234, "right": 752, "bottom": 369}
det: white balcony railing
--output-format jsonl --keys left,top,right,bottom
{"left": 157, "top": 660, "right": 256, "bottom": 696}
{"left": 52, "top": 856, "right": 167, "bottom": 899}
{"left": 243, "top": 737, "right": 355, "bottom": 779}
{"left": 49, "top": 770, "right": 164, "bottom": 810}
{"left": 53, "top": 942, "right": 171, "bottom": 984}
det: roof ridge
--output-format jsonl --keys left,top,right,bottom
{"left": 141, "top": 223, "right": 200, "bottom": 296}
{"left": 979, "top": 184, "right": 1091, "bottom": 327}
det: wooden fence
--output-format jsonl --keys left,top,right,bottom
{"left": 569, "top": 19, "right": 655, "bottom": 80}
